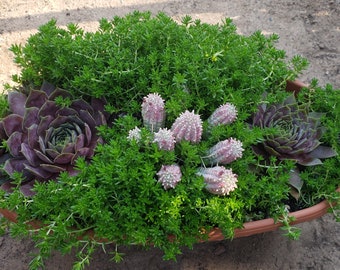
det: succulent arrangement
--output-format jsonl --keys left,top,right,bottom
{"left": 0, "top": 11, "right": 339, "bottom": 270}
{"left": 130, "top": 92, "right": 243, "bottom": 195}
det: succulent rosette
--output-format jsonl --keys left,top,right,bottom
{"left": 252, "top": 95, "right": 337, "bottom": 166}
{"left": 0, "top": 82, "right": 109, "bottom": 195}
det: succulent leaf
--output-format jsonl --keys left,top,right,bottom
{"left": 21, "top": 143, "right": 40, "bottom": 166}
{"left": 26, "top": 90, "right": 48, "bottom": 108}
{"left": 23, "top": 107, "right": 39, "bottom": 129}
{"left": 7, "top": 131, "right": 23, "bottom": 156}
{"left": 8, "top": 91, "right": 26, "bottom": 116}
{"left": 2, "top": 114, "right": 23, "bottom": 136}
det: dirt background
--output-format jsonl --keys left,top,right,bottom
{"left": 0, "top": 0, "right": 339, "bottom": 269}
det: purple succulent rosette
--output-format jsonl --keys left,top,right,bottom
{"left": 0, "top": 82, "right": 108, "bottom": 195}
{"left": 252, "top": 95, "right": 337, "bottom": 166}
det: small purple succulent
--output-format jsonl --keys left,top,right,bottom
{"left": 197, "top": 166, "right": 238, "bottom": 195}
{"left": 205, "top": 138, "right": 244, "bottom": 165}
{"left": 141, "top": 93, "right": 166, "bottom": 132}
{"left": 156, "top": 164, "right": 182, "bottom": 190}
{"left": 153, "top": 128, "right": 176, "bottom": 151}
{"left": 0, "top": 82, "right": 109, "bottom": 195}
{"left": 208, "top": 103, "right": 237, "bottom": 127}
{"left": 171, "top": 110, "right": 203, "bottom": 143}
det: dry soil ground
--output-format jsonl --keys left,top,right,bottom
{"left": 0, "top": 1, "right": 339, "bottom": 270}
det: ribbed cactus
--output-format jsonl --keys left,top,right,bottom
{"left": 156, "top": 164, "right": 182, "bottom": 190}
{"left": 208, "top": 103, "right": 237, "bottom": 127}
{"left": 127, "top": 126, "right": 142, "bottom": 142}
{"left": 197, "top": 166, "right": 238, "bottom": 195}
{"left": 206, "top": 138, "right": 244, "bottom": 165}
{"left": 133, "top": 95, "right": 244, "bottom": 196}
{"left": 141, "top": 93, "right": 166, "bottom": 132}
{"left": 153, "top": 128, "right": 176, "bottom": 151}
{"left": 171, "top": 110, "right": 203, "bottom": 143}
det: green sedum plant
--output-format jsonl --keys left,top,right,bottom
{"left": 0, "top": 11, "right": 339, "bottom": 270}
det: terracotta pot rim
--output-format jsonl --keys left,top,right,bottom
{"left": 1, "top": 187, "right": 338, "bottom": 242}
{"left": 206, "top": 186, "right": 340, "bottom": 241}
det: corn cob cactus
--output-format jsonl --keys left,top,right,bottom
{"left": 206, "top": 138, "right": 244, "bottom": 165}
{"left": 197, "top": 166, "right": 238, "bottom": 195}
{"left": 141, "top": 93, "right": 166, "bottom": 132}
{"left": 156, "top": 164, "right": 182, "bottom": 190}
{"left": 127, "top": 126, "right": 142, "bottom": 142}
{"left": 153, "top": 128, "right": 176, "bottom": 151}
{"left": 171, "top": 110, "right": 203, "bottom": 143}
{"left": 208, "top": 103, "right": 237, "bottom": 127}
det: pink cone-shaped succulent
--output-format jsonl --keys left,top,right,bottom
{"left": 171, "top": 110, "right": 203, "bottom": 143}
{"left": 141, "top": 93, "right": 165, "bottom": 132}
{"left": 208, "top": 103, "right": 237, "bottom": 127}
{"left": 153, "top": 128, "right": 176, "bottom": 151}
{"left": 197, "top": 166, "right": 238, "bottom": 195}
{"left": 206, "top": 138, "right": 244, "bottom": 165}
{"left": 156, "top": 164, "right": 182, "bottom": 190}
{"left": 127, "top": 126, "right": 142, "bottom": 142}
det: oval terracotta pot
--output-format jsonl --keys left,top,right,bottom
{"left": 0, "top": 80, "right": 337, "bottom": 241}
{"left": 207, "top": 187, "right": 340, "bottom": 241}
{"left": 0, "top": 208, "right": 17, "bottom": 223}
{"left": 285, "top": 79, "right": 308, "bottom": 93}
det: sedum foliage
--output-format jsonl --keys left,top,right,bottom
{"left": 10, "top": 11, "right": 307, "bottom": 120}
{"left": 0, "top": 11, "right": 339, "bottom": 270}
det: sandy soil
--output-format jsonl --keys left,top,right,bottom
{"left": 0, "top": 1, "right": 339, "bottom": 269}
